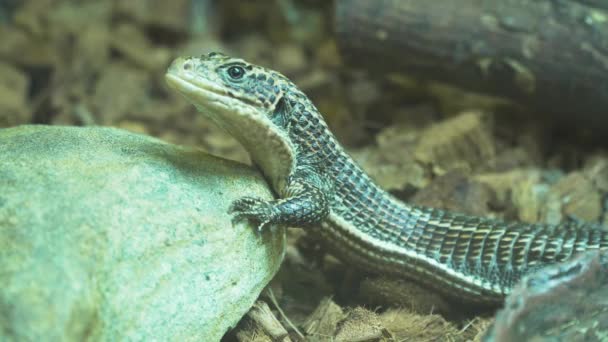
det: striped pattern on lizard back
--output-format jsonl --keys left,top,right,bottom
{"left": 287, "top": 97, "right": 607, "bottom": 303}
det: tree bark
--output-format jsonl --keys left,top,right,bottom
{"left": 335, "top": 0, "right": 608, "bottom": 129}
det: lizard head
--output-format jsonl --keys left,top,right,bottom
{"left": 166, "top": 52, "right": 289, "bottom": 114}
{"left": 165, "top": 52, "right": 297, "bottom": 189}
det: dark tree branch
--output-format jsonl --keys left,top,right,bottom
{"left": 335, "top": 0, "right": 608, "bottom": 130}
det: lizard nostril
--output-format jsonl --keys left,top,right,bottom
{"left": 183, "top": 62, "right": 192, "bottom": 70}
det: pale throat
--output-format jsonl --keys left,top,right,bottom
{"left": 209, "top": 109, "right": 296, "bottom": 195}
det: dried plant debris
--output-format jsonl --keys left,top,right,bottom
{"left": 234, "top": 298, "right": 492, "bottom": 341}
{"left": 546, "top": 172, "right": 603, "bottom": 223}
{"left": 333, "top": 307, "right": 390, "bottom": 342}
{"left": 475, "top": 169, "right": 544, "bottom": 222}
{"left": 302, "top": 297, "right": 346, "bottom": 340}
{"left": 414, "top": 111, "right": 496, "bottom": 174}
{"left": 304, "top": 305, "right": 487, "bottom": 342}
{"left": 0, "top": 61, "right": 29, "bottom": 126}
{"left": 585, "top": 155, "right": 608, "bottom": 191}
{"left": 474, "top": 168, "right": 606, "bottom": 227}
{"left": 358, "top": 276, "right": 452, "bottom": 317}
{"left": 236, "top": 301, "right": 293, "bottom": 342}
{"left": 113, "top": 0, "right": 193, "bottom": 34}
{"left": 351, "top": 144, "right": 427, "bottom": 192}
{"left": 351, "top": 118, "right": 428, "bottom": 191}
{"left": 411, "top": 171, "right": 497, "bottom": 217}
{"left": 380, "top": 309, "right": 462, "bottom": 342}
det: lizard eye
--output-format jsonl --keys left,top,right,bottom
{"left": 227, "top": 66, "right": 245, "bottom": 80}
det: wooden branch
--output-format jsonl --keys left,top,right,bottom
{"left": 335, "top": 0, "right": 608, "bottom": 129}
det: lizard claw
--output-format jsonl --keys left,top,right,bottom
{"left": 229, "top": 196, "right": 276, "bottom": 231}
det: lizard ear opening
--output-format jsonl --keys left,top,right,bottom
{"left": 270, "top": 96, "right": 289, "bottom": 128}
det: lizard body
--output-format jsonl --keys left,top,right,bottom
{"left": 166, "top": 53, "right": 608, "bottom": 303}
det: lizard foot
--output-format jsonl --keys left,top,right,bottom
{"left": 229, "top": 196, "right": 276, "bottom": 231}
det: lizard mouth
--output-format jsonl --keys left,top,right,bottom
{"left": 165, "top": 56, "right": 263, "bottom": 113}
{"left": 165, "top": 72, "right": 260, "bottom": 114}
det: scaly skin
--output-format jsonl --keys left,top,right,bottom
{"left": 165, "top": 52, "right": 608, "bottom": 304}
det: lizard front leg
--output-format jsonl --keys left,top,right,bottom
{"left": 229, "top": 171, "right": 331, "bottom": 231}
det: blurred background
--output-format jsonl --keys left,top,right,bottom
{"left": 0, "top": 0, "right": 344, "bottom": 164}
{"left": 1, "top": 0, "right": 608, "bottom": 340}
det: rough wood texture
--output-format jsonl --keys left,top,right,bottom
{"left": 335, "top": 0, "right": 608, "bottom": 128}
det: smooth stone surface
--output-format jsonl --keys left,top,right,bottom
{"left": 0, "top": 125, "right": 285, "bottom": 341}
{"left": 484, "top": 251, "right": 608, "bottom": 341}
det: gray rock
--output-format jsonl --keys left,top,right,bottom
{"left": 0, "top": 125, "right": 285, "bottom": 341}
{"left": 484, "top": 250, "right": 608, "bottom": 341}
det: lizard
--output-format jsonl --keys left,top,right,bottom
{"left": 165, "top": 52, "right": 608, "bottom": 304}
